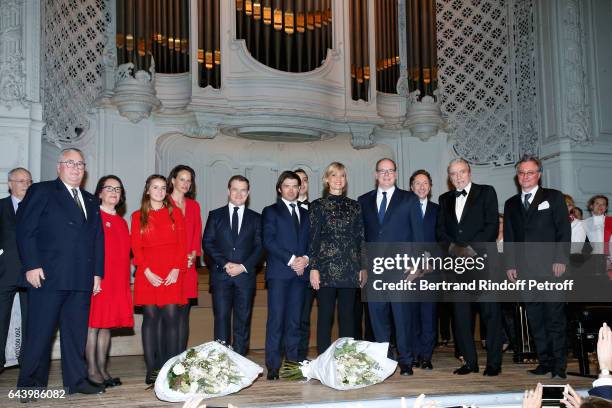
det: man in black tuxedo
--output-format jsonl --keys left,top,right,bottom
{"left": 203, "top": 175, "right": 263, "bottom": 356}
{"left": 504, "top": 155, "right": 571, "bottom": 379}
{"left": 436, "top": 158, "right": 503, "bottom": 376}
{"left": 0, "top": 168, "right": 32, "bottom": 372}
{"left": 16, "top": 148, "right": 104, "bottom": 396}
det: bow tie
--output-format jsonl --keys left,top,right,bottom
{"left": 455, "top": 190, "right": 467, "bottom": 197}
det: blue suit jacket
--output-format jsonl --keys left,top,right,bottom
{"left": 262, "top": 199, "right": 310, "bottom": 281}
{"left": 421, "top": 200, "right": 439, "bottom": 242}
{"left": 16, "top": 178, "right": 104, "bottom": 291}
{"left": 358, "top": 188, "right": 423, "bottom": 243}
{"left": 589, "top": 385, "right": 612, "bottom": 400}
{"left": 202, "top": 205, "right": 263, "bottom": 287}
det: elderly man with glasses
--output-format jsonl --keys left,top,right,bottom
{"left": 0, "top": 168, "right": 32, "bottom": 373}
{"left": 15, "top": 148, "right": 105, "bottom": 399}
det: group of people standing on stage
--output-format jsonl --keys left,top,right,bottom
{"left": 1, "top": 148, "right": 611, "bottom": 399}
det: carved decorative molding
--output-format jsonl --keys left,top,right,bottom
{"left": 405, "top": 90, "right": 444, "bottom": 141}
{"left": 0, "top": 0, "right": 26, "bottom": 108}
{"left": 111, "top": 63, "right": 160, "bottom": 123}
{"left": 348, "top": 124, "right": 376, "bottom": 149}
{"left": 562, "top": 0, "right": 592, "bottom": 143}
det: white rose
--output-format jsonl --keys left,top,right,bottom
{"left": 173, "top": 363, "right": 186, "bottom": 375}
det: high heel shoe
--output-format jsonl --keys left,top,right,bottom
{"left": 104, "top": 377, "right": 122, "bottom": 387}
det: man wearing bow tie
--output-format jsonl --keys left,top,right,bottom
{"left": 203, "top": 175, "right": 263, "bottom": 356}
{"left": 16, "top": 148, "right": 104, "bottom": 397}
{"left": 503, "top": 155, "right": 570, "bottom": 379}
{"left": 436, "top": 158, "right": 502, "bottom": 376}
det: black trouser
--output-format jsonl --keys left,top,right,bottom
{"left": 316, "top": 287, "right": 357, "bottom": 355}
{"left": 297, "top": 286, "right": 316, "bottom": 361}
{"left": 525, "top": 302, "right": 567, "bottom": 370}
{"left": 0, "top": 285, "right": 27, "bottom": 367}
{"left": 453, "top": 301, "right": 503, "bottom": 369}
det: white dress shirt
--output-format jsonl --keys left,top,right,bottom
{"left": 62, "top": 181, "right": 87, "bottom": 219}
{"left": 377, "top": 185, "right": 395, "bottom": 213}
{"left": 10, "top": 195, "right": 20, "bottom": 214}
{"left": 228, "top": 203, "right": 245, "bottom": 235}
{"left": 455, "top": 182, "right": 472, "bottom": 222}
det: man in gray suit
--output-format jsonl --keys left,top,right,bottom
{"left": 0, "top": 167, "right": 32, "bottom": 373}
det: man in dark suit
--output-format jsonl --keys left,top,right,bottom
{"left": 358, "top": 158, "right": 423, "bottom": 376}
{"left": 16, "top": 148, "right": 104, "bottom": 396}
{"left": 410, "top": 169, "right": 438, "bottom": 370}
{"left": 294, "top": 168, "right": 314, "bottom": 361}
{"left": 504, "top": 155, "right": 571, "bottom": 379}
{"left": 0, "top": 167, "right": 32, "bottom": 372}
{"left": 262, "top": 171, "right": 310, "bottom": 380}
{"left": 436, "top": 158, "right": 502, "bottom": 376}
{"left": 203, "top": 175, "right": 263, "bottom": 356}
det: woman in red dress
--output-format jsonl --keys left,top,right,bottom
{"left": 167, "top": 165, "right": 202, "bottom": 352}
{"left": 131, "top": 175, "right": 187, "bottom": 384}
{"left": 86, "top": 175, "right": 134, "bottom": 388}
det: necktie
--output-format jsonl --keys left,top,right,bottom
{"left": 378, "top": 192, "right": 387, "bottom": 224}
{"left": 71, "top": 188, "right": 85, "bottom": 218}
{"left": 421, "top": 202, "right": 426, "bottom": 218}
{"left": 523, "top": 193, "right": 532, "bottom": 210}
{"left": 290, "top": 203, "right": 300, "bottom": 235}
{"left": 231, "top": 206, "right": 239, "bottom": 241}
{"left": 455, "top": 189, "right": 467, "bottom": 197}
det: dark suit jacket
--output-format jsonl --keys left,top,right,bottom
{"left": 0, "top": 196, "right": 22, "bottom": 287}
{"left": 202, "top": 205, "right": 263, "bottom": 287}
{"left": 589, "top": 385, "right": 612, "bottom": 400}
{"left": 421, "top": 201, "right": 439, "bottom": 243}
{"left": 358, "top": 188, "right": 423, "bottom": 243}
{"left": 503, "top": 187, "right": 571, "bottom": 270}
{"left": 16, "top": 178, "right": 104, "bottom": 291}
{"left": 262, "top": 199, "right": 310, "bottom": 281}
{"left": 436, "top": 183, "right": 499, "bottom": 249}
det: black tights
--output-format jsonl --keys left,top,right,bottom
{"left": 142, "top": 304, "right": 180, "bottom": 377}
{"left": 85, "top": 328, "right": 112, "bottom": 383}
{"left": 178, "top": 303, "right": 191, "bottom": 352}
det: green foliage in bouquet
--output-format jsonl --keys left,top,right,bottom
{"left": 333, "top": 340, "right": 381, "bottom": 386}
{"left": 279, "top": 360, "right": 306, "bottom": 381}
{"left": 167, "top": 346, "right": 244, "bottom": 394}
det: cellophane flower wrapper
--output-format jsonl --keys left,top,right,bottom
{"left": 300, "top": 337, "right": 397, "bottom": 390}
{"left": 154, "top": 341, "right": 263, "bottom": 402}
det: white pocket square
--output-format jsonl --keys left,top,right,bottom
{"left": 0, "top": 249, "right": 3, "bottom": 256}
{"left": 538, "top": 201, "right": 550, "bottom": 210}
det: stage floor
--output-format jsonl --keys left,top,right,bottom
{"left": 0, "top": 345, "right": 595, "bottom": 407}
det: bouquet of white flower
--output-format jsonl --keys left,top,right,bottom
{"left": 154, "top": 341, "right": 263, "bottom": 402}
{"left": 281, "top": 337, "right": 397, "bottom": 390}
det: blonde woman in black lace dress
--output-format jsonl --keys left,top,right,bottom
{"left": 308, "top": 162, "right": 366, "bottom": 355}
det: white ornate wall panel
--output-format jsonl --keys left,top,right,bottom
{"left": 436, "top": 0, "right": 539, "bottom": 165}
{"left": 0, "top": 0, "right": 43, "bottom": 193}
{"left": 156, "top": 133, "right": 393, "bottom": 219}
{"left": 42, "top": 0, "right": 109, "bottom": 144}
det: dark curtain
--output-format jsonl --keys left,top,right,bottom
{"left": 375, "top": 0, "right": 399, "bottom": 94}
{"left": 406, "top": 0, "right": 437, "bottom": 98}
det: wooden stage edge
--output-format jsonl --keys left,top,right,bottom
{"left": 0, "top": 346, "right": 596, "bottom": 408}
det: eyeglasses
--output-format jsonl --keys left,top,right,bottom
{"left": 58, "top": 160, "right": 86, "bottom": 170}
{"left": 102, "top": 186, "right": 122, "bottom": 193}
{"left": 517, "top": 170, "right": 539, "bottom": 177}
{"left": 9, "top": 179, "right": 32, "bottom": 185}
{"left": 376, "top": 169, "right": 396, "bottom": 175}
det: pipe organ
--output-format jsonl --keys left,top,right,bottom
{"left": 108, "top": 1, "right": 442, "bottom": 150}
{"left": 115, "top": 0, "right": 190, "bottom": 73}
{"left": 235, "top": 0, "right": 333, "bottom": 73}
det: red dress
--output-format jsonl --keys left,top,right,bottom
{"left": 89, "top": 210, "right": 134, "bottom": 328}
{"left": 169, "top": 197, "right": 202, "bottom": 299}
{"left": 131, "top": 206, "right": 188, "bottom": 306}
